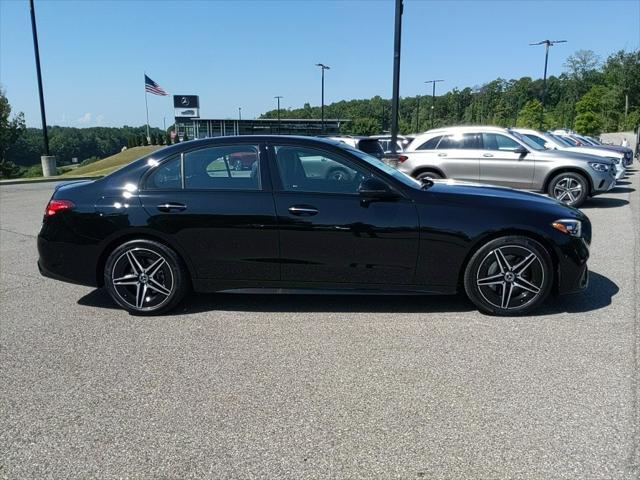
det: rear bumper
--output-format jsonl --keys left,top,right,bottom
{"left": 37, "top": 234, "right": 99, "bottom": 287}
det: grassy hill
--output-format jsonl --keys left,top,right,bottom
{"left": 63, "top": 146, "right": 162, "bottom": 177}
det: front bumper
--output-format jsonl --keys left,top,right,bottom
{"left": 590, "top": 169, "right": 616, "bottom": 194}
{"left": 555, "top": 235, "right": 590, "bottom": 295}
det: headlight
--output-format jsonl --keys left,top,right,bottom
{"left": 552, "top": 219, "right": 582, "bottom": 237}
{"left": 608, "top": 157, "right": 620, "bottom": 164}
{"left": 589, "top": 162, "right": 610, "bottom": 172}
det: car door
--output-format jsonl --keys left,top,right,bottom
{"left": 138, "top": 142, "right": 280, "bottom": 281}
{"left": 431, "top": 133, "right": 481, "bottom": 182}
{"left": 478, "top": 132, "right": 535, "bottom": 188}
{"left": 268, "top": 142, "right": 420, "bottom": 286}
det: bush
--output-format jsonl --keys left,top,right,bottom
{"left": 79, "top": 156, "right": 100, "bottom": 167}
{"left": 22, "top": 164, "right": 44, "bottom": 177}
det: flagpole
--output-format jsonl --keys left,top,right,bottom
{"left": 144, "top": 86, "right": 150, "bottom": 141}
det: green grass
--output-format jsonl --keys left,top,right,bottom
{"left": 62, "top": 145, "right": 162, "bottom": 177}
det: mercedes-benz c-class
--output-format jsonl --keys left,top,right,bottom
{"left": 38, "top": 136, "right": 591, "bottom": 316}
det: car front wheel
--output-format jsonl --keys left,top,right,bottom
{"left": 104, "top": 239, "right": 189, "bottom": 315}
{"left": 464, "top": 236, "right": 553, "bottom": 316}
{"left": 548, "top": 172, "right": 588, "bottom": 207}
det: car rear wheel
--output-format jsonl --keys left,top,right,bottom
{"left": 548, "top": 172, "right": 588, "bottom": 207}
{"left": 104, "top": 239, "right": 189, "bottom": 315}
{"left": 464, "top": 236, "right": 553, "bottom": 316}
{"left": 415, "top": 170, "right": 443, "bottom": 182}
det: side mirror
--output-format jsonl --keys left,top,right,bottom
{"left": 514, "top": 145, "right": 528, "bottom": 155}
{"left": 358, "top": 177, "right": 397, "bottom": 199}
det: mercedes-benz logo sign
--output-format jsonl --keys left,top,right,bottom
{"left": 181, "top": 97, "right": 189, "bottom": 106}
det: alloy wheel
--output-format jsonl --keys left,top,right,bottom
{"left": 476, "top": 245, "right": 544, "bottom": 311}
{"left": 553, "top": 176, "right": 583, "bottom": 204}
{"left": 111, "top": 247, "right": 174, "bottom": 311}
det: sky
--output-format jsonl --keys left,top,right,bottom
{"left": 1, "top": 0, "right": 639, "bottom": 128}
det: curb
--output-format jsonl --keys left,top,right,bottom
{"left": 0, "top": 176, "right": 102, "bottom": 186}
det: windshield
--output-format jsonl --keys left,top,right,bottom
{"left": 548, "top": 134, "right": 572, "bottom": 147}
{"left": 342, "top": 146, "right": 423, "bottom": 189}
{"left": 559, "top": 135, "right": 578, "bottom": 146}
{"left": 511, "top": 131, "right": 544, "bottom": 150}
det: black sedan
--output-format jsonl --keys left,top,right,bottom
{"left": 38, "top": 136, "right": 591, "bottom": 316}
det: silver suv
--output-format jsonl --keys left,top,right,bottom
{"left": 399, "top": 126, "right": 616, "bottom": 207}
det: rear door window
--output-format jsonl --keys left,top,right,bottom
{"left": 481, "top": 133, "right": 521, "bottom": 151}
{"left": 436, "top": 133, "right": 481, "bottom": 149}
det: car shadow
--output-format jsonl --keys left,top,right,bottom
{"left": 581, "top": 197, "right": 629, "bottom": 208}
{"left": 611, "top": 186, "right": 635, "bottom": 194}
{"left": 78, "top": 271, "right": 617, "bottom": 317}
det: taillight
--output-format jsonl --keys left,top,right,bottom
{"left": 45, "top": 199, "right": 74, "bottom": 217}
{"left": 397, "top": 155, "right": 408, "bottom": 163}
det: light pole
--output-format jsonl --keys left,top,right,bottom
{"left": 274, "top": 96, "right": 283, "bottom": 134}
{"left": 390, "top": 0, "right": 403, "bottom": 154}
{"left": 316, "top": 63, "right": 330, "bottom": 133}
{"left": 424, "top": 79, "right": 444, "bottom": 129}
{"left": 238, "top": 107, "right": 242, "bottom": 121}
{"left": 530, "top": 39, "right": 566, "bottom": 127}
{"left": 29, "top": 0, "right": 49, "bottom": 156}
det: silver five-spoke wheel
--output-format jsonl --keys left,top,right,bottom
{"left": 553, "top": 177, "right": 582, "bottom": 205}
{"left": 111, "top": 247, "right": 175, "bottom": 312}
{"left": 476, "top": 245, "right": 544, "bottom": 311}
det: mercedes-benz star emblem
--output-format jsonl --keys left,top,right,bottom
{"left": 181, "top": 97, "right": 189, "bottom": 106}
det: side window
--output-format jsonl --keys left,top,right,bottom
{"left": 436, "top": 133, "right": 480, "bottom": 150}
{"left": 146, "top": 155, "right": 181, "bottom": 190}
{"left": 482, "top": 133, "right": 521, "bottom": 151}
{"left": 525, "top": 134, "right": 547, "bottom": 148}
{"left": 274, "top": 146, "right": 372, "bottom": 194}
{"left": 417, "top": 135, "right": 442, "bottom": 150}
{"left": 184, "top": 145, "right": 260, "bottom": 190}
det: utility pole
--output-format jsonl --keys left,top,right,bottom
{"left": 316, "top": 63, "right": 330, "bottom": 133}
{"left": 274, "top": 96, "right": 283, "bottom": 134}
{"left": 390, "top": 0, "right": 403, "bottom": 154}
{"left": 424, "top": 79, "right": 444, "bottom": 129}
{"left": 238, "top": 107, "right": 242, "bottom": 121}
{"left": 530, "top": 39, "right": 567, "bottom": 128}
{"left": 29, "top": 0, "right": 49, "bottom": 156}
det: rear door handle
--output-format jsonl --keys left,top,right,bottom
{"left": 482, "top": 153, "right": 494, "bottom": 157}
{"left": 437, "top": 153, "right": 447, "bottom": 157}
{"left": 157, "top": 202, "right": 187, "bottom": 212}
{"left": 288, "top": 205, "right": 318, "bottom": 216}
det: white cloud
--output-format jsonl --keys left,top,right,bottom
{"left": 76, "top": 112, "right": 92, "bottom": 124}
{"left": 95, "top": 114, "right": 105, "bottom": 126}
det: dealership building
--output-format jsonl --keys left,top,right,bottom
{"left": 173, "top": 95, "right": 346, "bottom": 139}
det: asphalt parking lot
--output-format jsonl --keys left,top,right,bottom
{"left": 1, "top": 171, "right": 638, "bottom": 479}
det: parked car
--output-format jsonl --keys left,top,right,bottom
{"left": 553, "top": 130, "right": 634, "bottom": 167}
{"left": 327, "top": 136, "right": 385, "bottom": 159}
{"left": 370, "top": 134, "right": 414, "bottom": 154}
{"left": 38, "top": 135, "right": 591, "bottom": 316}
{"left": 400, "top": 126, "right": 616, "bottom": 207}
{"left": 513, "top": 128, "right": 626, "bottom": 180}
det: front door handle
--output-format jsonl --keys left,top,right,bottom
{"left": 157, "top": 202, "right": 187, "bottom": 212}
{"left": 288, "top": 205, "right": 318, "bottom": 216}
{"left": 483, "top": 153, "right": 494, "bottom": 157}
{"left": 437, "top": 153, "right": 447, "bottom": 157}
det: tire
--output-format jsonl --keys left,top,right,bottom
{"left": 326, "top": 167, "right": 350, "bottom": 181}
{"left": 415, "top": 170, "right": 443, "bottom": 182}
{"left": 104, "top": 239, "right": 189, "bottom": 315}
{"left": 464, "top": 236, "right": 553, "bottom": 316}
{"left": 547, "top": 172, "right": 588, "bottom": 208}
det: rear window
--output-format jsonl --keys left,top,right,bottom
{"left": 357, "top": 139, "right": 384, "bottom": 157}
{"left": 417, "top": 136, "right": 442, "bottom": 150}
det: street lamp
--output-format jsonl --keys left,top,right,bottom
{"left": 316, "top": 63, "right": 330, "bottom": 133}
{"left": 238, "top": 107, "right": 242, "bottom": 121}
{"left": 389, "top": 0, "right": 403, "bottom": 154}
{"left": 424, "top": 79, "right": 444, "bottom": 129}
{"left": 274, "top": 96, "right": 283, "bottom": 134}
{"left": 530, "top": 39, "right": 567, "bottom": 128}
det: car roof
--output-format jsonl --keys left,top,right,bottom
{"left": 407, "top": 125, "right": 510, "bottom": 149}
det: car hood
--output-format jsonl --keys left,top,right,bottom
{"left": 534, "top": 149, "right": 615, "bottom": 164}
{"left": 562, "top": 146, "right": 623, "bottom": 159}
{"left": 422, "top": 179, "right": 583, "bottom": 217}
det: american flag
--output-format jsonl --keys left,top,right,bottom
{"left": 144, "top": 74, "right": 168, "bottom": 96}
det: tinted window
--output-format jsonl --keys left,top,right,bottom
{"left": 274, "top": 146, "right": 372, "bottom": 194}
{"left": 524, "top": 134, "right": 547, "bottom": 148}
{"left": 146, "top": 155, "right": 181, "bottom": 189}
{"left": 357, "top": 139, "right": 384, "bottom": 158}
{"left": 436, "top": 133, "right": 481, "bottom": 150}
{"left": 482, "top": 133, "right": 521, "bottom": 151}
{"left": 417, "top": 135, "right": 442, "bottom": 150}
{"left": 184, "top": 145, "right": 260, "bottom": 190}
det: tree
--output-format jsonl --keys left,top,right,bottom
{"left": 574, "top": 111, "right": 601, "bottom": 135}
{"left": 516, "top": 100, "right": 544, "bottom": 129}
{"left": 165, "top": 132, "right": 172, "bottom": 145}
{"left": 141, "top": 135, "right": 149, "bottom": 146}
{"left": 340, "top": 117, "right": 379, "bottom": 136}
{"left": 0, "top": 88, "right": 26, "bottom": 166}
